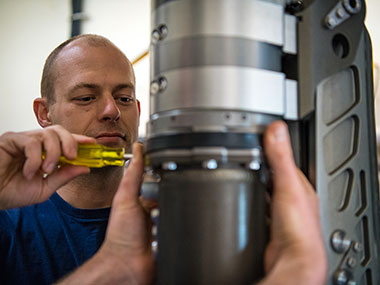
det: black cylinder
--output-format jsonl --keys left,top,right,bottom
{"left": 157, "top": 168, "right": 268, "bottom": 284}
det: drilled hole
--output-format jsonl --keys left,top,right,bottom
{"left": 332, "top": 34, "right": 350, "bottom": 59}
{"left": 349, "top": 0, "right": 358, "bottom": 9}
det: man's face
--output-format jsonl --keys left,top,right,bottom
{"left": 47, "top": 40, "right": 140, "bottom": 152}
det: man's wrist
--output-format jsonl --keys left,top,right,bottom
{"left": 259, "top": 251, "right": 326, "bottom": 285}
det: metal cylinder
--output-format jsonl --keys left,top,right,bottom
{"left": 157, "top": 168, "right": 268, "bottom": 284}
{"left": 149, "top": 0, "right": 287, "bottom": 136}
{"left": 148, "top": 0, "right": 287, "bottom": 283}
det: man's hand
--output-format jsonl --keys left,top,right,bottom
{"left": 0, "top": 125, "right": 95, "bottom": 210}
{"left": 260, "top": 121, "right": 327, "bottom": 285}
{"left": 101, "top": 142, "right": 155, "bottom": 283}
{"left": 58, "top": 143, "right": 155, "bottom": 284}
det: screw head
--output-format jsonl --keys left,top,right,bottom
{"left": 248, "top": 160, "right": 261, "bottom": 170}
{"left": 346, "top": 257, "right": 357, "bottom": 268}
{"left": 152, "top": 29, "right": 161, "bottom": 42}
{"left": 151, "top": 208, "right": 160, "bottom": 218}
{"left": 203, "top": 159, "right": 218, "bottom": 170}
{"left": 152, "top": 240, "right": 158, "bottom": 253}
{"left": 158, "top": 77, "right": 168, "bottom": 91}
{"left": 150, "top": 77, "right": 168, "bottom": 95}
{"left": 159, "top": 25, "right": 168, "bottom": 39}
{"left": 334, "top": 269, "right": 349, "bottom": 285}
{"left": 162, "top": 161, "right": 177, "bottom": 171}
{"left": 150, "top": 81, "right": 160, "bottom": 95}
{"left": 331, "top": 230, "right": 351, "bottom": 253}
{"left": 353, "top": 241, "right": 362, "bottom": 252}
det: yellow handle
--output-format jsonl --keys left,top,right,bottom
{"left": 43, "top": 144, "right": 126, "bottom": 168}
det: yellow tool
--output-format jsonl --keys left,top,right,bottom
{"left": 43, "top": 143, "right": 133, "bottom": 168}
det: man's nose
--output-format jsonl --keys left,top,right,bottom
{"left": 99, "top": 94, "right": 120, "bottom": 122}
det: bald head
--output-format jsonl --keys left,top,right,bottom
{"left": 40, "top": 34, "right": 134, "bottom": 104}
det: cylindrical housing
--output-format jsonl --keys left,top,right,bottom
{"left": 157, "top": 169, "right": 268, "bottom": 284}
{"left": 149, "top": 0, "right": 287, "bottom": 138}
{"left": 148, "top": 0, "right": 288, "bottom": 284}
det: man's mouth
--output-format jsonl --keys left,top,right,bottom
{"left": 95, "top": 132, "right": 126, "bottom": 144}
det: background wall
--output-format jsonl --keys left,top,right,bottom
{"left": 0, "top": 0, "right": 151, "bottom": 136}
{"left": 0, "top": 0, "right": 379, "bottom": 137}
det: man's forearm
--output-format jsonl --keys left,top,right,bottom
{"left": 56, "top": 248, "right": 143, "bottom": 285}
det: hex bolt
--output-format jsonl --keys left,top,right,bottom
{"left": 331, "top": 230, "right": 351, "bottom": 253}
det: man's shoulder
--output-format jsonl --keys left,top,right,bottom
{"left": 0, "top": 194, "right": 58, "bottom": 231}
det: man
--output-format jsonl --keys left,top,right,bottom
{"left": 0, "top": 34, "right": 149, "bottom": 284}
{"left": 0, "top": 34, "right": 326, "bottom": 284}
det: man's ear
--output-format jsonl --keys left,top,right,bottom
{"left": 136, "top": 99, "right": 141, "bottom": 126}
{"left": 33, "top": 98, "right": 52, "bottom": 128}
{"left": 136, "top": 99, "right": 141, "bottom": 116}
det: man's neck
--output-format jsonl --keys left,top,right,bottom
{"left": 57, "top": 167, "right": 124, "bottom": 209}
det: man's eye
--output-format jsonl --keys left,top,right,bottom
{"left": 118, "top": 96, "right": 134, "bottom": 104}
{"left": 75, "top": 96, "right": 95, "bottom": 103}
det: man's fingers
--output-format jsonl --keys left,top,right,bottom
{"left": 264, "top": 121, "right": 300, "bottom": 188}
{"left": 113, "top": 143, "right": 145, "bottom": 206}
{"left": 41, "top": 129, "right": 62, "bottom": 174}
{"left": 51, "top": 126, "right": 96, "bottom": 160}
{"left": 23, "top": 138, "right": 44, "bottom": 180}
{"left": 24, "top": 127, "right": 96, "bottom": 179}
{"left": 72, "top": 134, "right": 97, "bottom": 145}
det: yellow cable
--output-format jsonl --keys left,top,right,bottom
{"left": 132, "top": 50, "right": 149, "bottom": 65}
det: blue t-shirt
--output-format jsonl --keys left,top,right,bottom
{"left": 0, "top": 192, "right": 110, "bottom": 284}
